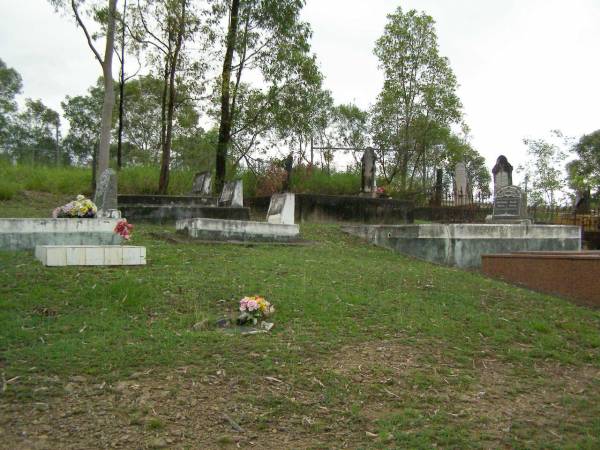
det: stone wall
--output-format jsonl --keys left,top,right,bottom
{"left": 342, "top": 223, "right": 581, "bottom": 268}
{"left": 247, "top": 194, "right": 414, "bottom": 225}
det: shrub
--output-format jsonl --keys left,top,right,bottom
{"left": 0, "top": 180, "right": 20, "bottom": 200}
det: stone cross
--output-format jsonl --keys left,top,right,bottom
{"left": 218, "top": 180, "right": 243, "bottom": 207}
{"left": 454, "top": 162, "right": 468, "bottom": 205}
{"left": 94, "top": 168, "right": 120, "bottom": 218}
{"left": 492, "top": 155, "right": 513, "bottom": 195}
{"left": 361, "top": 147, "right": 376, "bottom": 195}
{"left": 191, "top": 171, "right": 212, "bottom": 196}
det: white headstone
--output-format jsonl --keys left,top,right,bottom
{"left": 267, "top": 193, "right": 295, "bottom": 225}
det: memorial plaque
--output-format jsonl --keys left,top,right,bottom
{"left": 493, "top": 186, "right": 522, "bottom": 218}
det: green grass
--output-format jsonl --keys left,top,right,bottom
{"left": 1, "top": 194, "right": 599, "bottom": 448}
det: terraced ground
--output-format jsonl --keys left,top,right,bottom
{"left": 1, "top": 192, "right": 599, "bottom": 449}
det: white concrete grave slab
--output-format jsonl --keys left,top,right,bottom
{"left": 35, "top": 245, "right": 146, "bottom": 266}
{"left": 176, "top": 218, "right": 299, "bottom": 242}
{"left": 0, "top": 218, "right": 123, "bottom": 251}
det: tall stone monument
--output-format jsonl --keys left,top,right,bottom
{"left": 454, "top": 162, "right": 469, "bottom": 205}
{"left": 94, "top": 168, "right": 120, "bottom": 218}
{"left": 486, "top": 155, "right": 530, "bottom": 224}
{"left": 361, "top": 147, "right": 376, "bottom": 197}
{"left": 492, "top": 155, "right": 513, "bottom": 195}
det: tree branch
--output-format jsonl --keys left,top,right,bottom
{"left": 71, "top": 0, "right": 104, "bottom": 67}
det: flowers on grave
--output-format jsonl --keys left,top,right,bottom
{"left": 238, "top": 295, "right": 275, "bottom": 325}
{"left": 114, "top": 219, "right": 134, "bottom": 240}
{"left": 376, "top": 186, "right": 386, "bottom": 195}
{"left": 52, "top": 194, "right": 98, "bottom": 218}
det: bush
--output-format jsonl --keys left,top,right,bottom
{"left": 0, "top": 180, "right": 20, "bottom": 200}
{"left": 291, "top": 166, "right": 360, "bottom": 195}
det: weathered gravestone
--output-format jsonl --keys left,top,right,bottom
{"left": 267, "top": 193, "right": 295, "bottom": 225}
{"left": 432, "top": 168, "right": 443, "bottom": 207}
{"left": 492, "top": 185, "right": 524, "bottom": 221}
{"left": 191, "top": 171, "right": 212, "bottom": 196}
{"left": 492, "top": 155, "right": 513, "bottom": 195}
{"left": 282, "top": 153, "right": 293, "bottom": 192}
{"left": 361, "top": 147, "right": 376, "bottom": 196}
{"left": 94, "top": 169, "right": 120, "bottom": 218}
{"left": 454, "top": 162, "right": 469, "bottom": 205}
{"left": 219, "top": 180, "right": 243, "bottom": 207}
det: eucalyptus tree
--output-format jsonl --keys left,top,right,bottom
{"left": 120, "top": 74, "right": 202, "bottom": 166}
{"left": 371, "top": 7, "right": 462, "bottom": 190}
{"left": 214, "top": 0, "right": 314, "bottom": 191}
{"left": 49, "top": 0, "right": 118, "bottom": 182}
{"left": 129, "top": 0, "right": 209, "bottom": 193}
{"left": 0, "top": 58, "right": 23, "bottom": 153}
{"left": 568, "top": 130, "right": 600, "bottom": 196}
{"left": 518, "top": 131, "right": 569, "bottom": 207}
{"left": 61, "top": 81, "right": 107, "bottom": 171}
{"left": 11, "top": 99, "right": 61, "bottom": 165}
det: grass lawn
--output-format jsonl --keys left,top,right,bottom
{"left": 0, "top": 192, "right": 599, "bottom": 449}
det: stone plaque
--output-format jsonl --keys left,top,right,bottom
{"left": 493, "top": 186, "right": 522, "bottom": 218}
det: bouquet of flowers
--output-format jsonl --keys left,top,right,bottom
{"left": 114, "top": 219, "right": 134, "bottom": 240}
{"left": 52, "top": 195, "right": 98, "bottom": 218}
{"left": 238, "top": 295, "right": 275, "bottom": 325}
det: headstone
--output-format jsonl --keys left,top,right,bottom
{"left": 492, "top": 186, "right": 523, "bottom": 221}
{"left": 434, "top": 169, "right": 443, "bottom": 206}
{"left": 361, "top": 147, "right": 376, "bottom": 196}
{"left": 219, "top": 180, "right": 243, "bottom": 207}
{"left": 574, "top": 188, "right": 591, "bottom": 214}
{"left": 191, "top": 171, "right": 212, "bottom": 196}
{"left": 454, "top": 162, "right": 469, "bottom": 205}
{"left": 267, "top": 193, "right": 295, "bottom": 225}
{"left": 94, "top": 169, "right": 120, "bottom": 218}
{"left": 492, "top": 155, "right": 513, "bottom": 195}
{"left": 283, "top": 153, "right": 293, "bottom": 192}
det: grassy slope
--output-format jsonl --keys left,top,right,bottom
{"left": 0, "top": 194, "right": 599, "bottom": 448}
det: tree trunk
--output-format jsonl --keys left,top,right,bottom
{"left": 116, "top": 0, "right": 127, "bottom": 169}
{"left": 158, "top": 0, "right": 186, "bottom": 195}
{"left": 97, "top": 0, "right": 118, "bottom": 182}
{"left": 215, "top": 0, "right": 241, "bottom": 193}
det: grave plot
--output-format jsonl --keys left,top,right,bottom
{"left": 177, "top": 193, "right": 300, "bottom": 242}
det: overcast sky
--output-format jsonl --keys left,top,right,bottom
{"left": 1, "top": 0, "right": 599, "bottom": 182}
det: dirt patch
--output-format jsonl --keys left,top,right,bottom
{"left": 1, "top": 341, "right": 598, "bottom": 449}
{"left": 0, "top": 368, "right": 365, "bottom": 449}
{"left": 327, "top": 339, "right": 600, "bottom": 446}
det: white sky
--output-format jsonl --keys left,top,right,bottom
{"left": 1, "top": 0, "right": 599, "bottom": 183}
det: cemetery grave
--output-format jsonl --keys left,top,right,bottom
{"left": 1, "top": 192, "right": 599, "bottom": 449}
{"left": 118, "top": 177, "right": 250, "bottom": 223}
